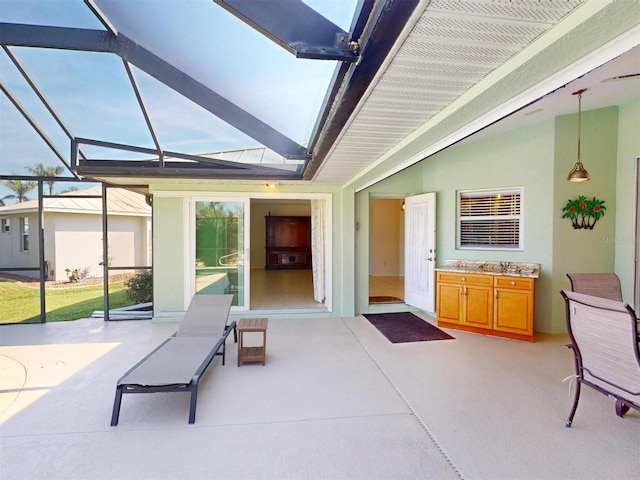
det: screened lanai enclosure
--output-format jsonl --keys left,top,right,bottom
{"left": 2, "top": 1, "right": 638, "bottom": 322}
{"left": 0, "top": 0, "right": 388, "bottom": 322}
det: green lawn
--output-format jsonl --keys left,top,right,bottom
{"left": 0, "top": 281, "right": 132, "bottom": 324}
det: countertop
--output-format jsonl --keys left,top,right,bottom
{"left": 435, "top": 260, "right": 540, "bottom": 279}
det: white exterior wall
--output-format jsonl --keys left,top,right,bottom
{"left": 106, "top": 215, "right": 151, "bottom": 269}
{"left": 0, "top": 212, "right": 40, "bottom": 279}
{"left": 0, "top": 210, "right": 150, "bottom": 282}
{"left": 50, "top": 213, "right": 103, "bottom": 280}
{"left": 48, "top": 213, "right": 150, "bottom": 281}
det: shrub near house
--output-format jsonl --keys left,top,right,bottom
{"left": 125, "top": 270, "right": 153, "bottom": 304}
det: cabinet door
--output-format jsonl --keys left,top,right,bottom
{"left": 437, "top": 283, "right": 463, "bottom": 324}
{"left": 275, "top": 220, "right": 294, "bottom": 246}
{"left": 265, "top": 218, "right": 275, "bottom": 247}
{"left": 266, "top": 253, "right": 280, "bottom": 268}
{"left": 493, "top": 288, "right": 534, "bottom": 335}
{"left": 465, "top": 285, "right": 493, "bottom": 328}
{"left": 292, "top": 217, "right": 311, "bottom": 247}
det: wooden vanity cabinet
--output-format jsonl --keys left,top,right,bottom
{"left": 437, "top": 271, "right": 535, "bottom": 342}
{"left": 436, "top": 272, "right": 493, "bottom": 328}
{"left": 493, "top": 276, "right": 535, "bottom": 338}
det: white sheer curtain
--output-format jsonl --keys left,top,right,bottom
{"left": 311, "top": 199, "right": 326, "bottom": 303}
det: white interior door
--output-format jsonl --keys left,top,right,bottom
{"left": 404, "top": 192, "right": 436, "bottom": 312}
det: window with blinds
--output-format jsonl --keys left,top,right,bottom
{"left": 457, "top": 188, "right": 523, "bottom": 250}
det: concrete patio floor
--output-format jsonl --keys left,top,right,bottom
{"left": 1, "top": 314, "right": 638, "bottom": 479}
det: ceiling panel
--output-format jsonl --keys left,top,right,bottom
{"left": 312, "top": 0, "right": 588, "bottom": 184}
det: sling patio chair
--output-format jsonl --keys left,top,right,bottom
{"left": 567, "top": 272, "right": 639, "bottom": 340}
{"left": 110, "top": 294, "right": 236, "bottom": 426}
{"left": 566, "top": 272, "right": 623, "bottom": 301}
{"left": 560, "top": 290, "right": 640, "bottom": 427}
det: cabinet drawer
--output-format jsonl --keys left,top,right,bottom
{"left": 437, "top": 271, "right": 493, "bottom": 287}
{"left": 494, "top": 276, "right": 534, "bottom": 290}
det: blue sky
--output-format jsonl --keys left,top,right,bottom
{"left": 0, "top": 0, "right": 357, "bottom": 199}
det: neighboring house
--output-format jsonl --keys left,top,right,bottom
{"left": 0, "top": 187, "right": 151, "bottom": 281}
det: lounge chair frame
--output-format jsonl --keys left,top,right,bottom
{"left": 561, "top": 290, "right": 640, "bottom": 427}
{"left": 110, "top": 294, "right": 236, "bottom": 426}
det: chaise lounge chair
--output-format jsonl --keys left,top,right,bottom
{"left": 110, "top": 294, "right": 236, "bottom": 426}
{"left": 560, "top": 290, "right": 640, "bottom": 427}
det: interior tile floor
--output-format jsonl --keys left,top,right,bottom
{"left": 1, "top": 313, "right": 638, "bottom": 479}
{"left": 249, "top": 270, "right": 405, "bottom": 309}
{"left": 369, "top": 275, "right": 404, "bottom": 301}
{"left": 250, "top": 268, "right": 321, "bottom": 309}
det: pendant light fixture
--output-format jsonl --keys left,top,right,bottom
{"left": 567, "top": 88, "right": 590, "bottom": 182}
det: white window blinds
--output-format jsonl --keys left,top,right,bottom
{"left": 458, "top": 188, "right": 522, "bottom": 249}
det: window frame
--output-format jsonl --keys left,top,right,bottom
{"left": 20, "top": 216, "right": 30, "bottom": 252}
{"left": 457, "top": 187, "right": 523, "bottom": 251}
{"left": 1, "top": 218, "right": 9, "bottom": 234}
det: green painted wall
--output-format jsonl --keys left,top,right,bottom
{"left": 614, "top": 98, "right": 640, "bottom": 302}
{"left": 551, "top": 106, "right": 619, "bottom": 331}
{"left": 423, "top": 120, "right": 557, "bottom": 331}
{"left": 354, "top": 163, "right": 423, "bottom": 314}
{"left": 357, "top": 105, "right": 628, "bottom": 334}
{"left": 152, "top": 196, "right": 186, "bottom": 315}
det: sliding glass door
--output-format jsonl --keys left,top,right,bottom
{"left": 195, "top": 200, "right": 248, "bottom": 308}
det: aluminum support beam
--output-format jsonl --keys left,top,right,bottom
{"left": 122, "top": 60, "right": 163, "bottom": 160}
{"left": 70, "top": 137, "right": 296, "bottom": 178}
{"left": 38, "top": 181, "right": 46, "bottom": 323}
{"left": 75, "top": 160, "right": 301, "bottom": 180}
{"left": 213, "top": 0, "right": 359, "bottom": 61}
{"left": 0, "top": 23, "right": 116, "bottom": 52}
{"left": 102, "top": 184, "right": 109, "bottom": 321}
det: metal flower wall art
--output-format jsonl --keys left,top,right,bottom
{"left": 562, "top": 195, "right": 606, "bottom": 229}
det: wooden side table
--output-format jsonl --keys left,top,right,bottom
{"left": 237, "top": 317, "right": 268, "bottom": 366}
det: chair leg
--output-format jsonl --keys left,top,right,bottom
{"left": 616, "top": 399, "right": 630, "bottom": 418}
{"left": 566, "top": 381, "right": 581, "bottom": 428}
{"left": 188, "top": 384, "right": 198, "bottom": 424}
{"left": 110, "top": 386, "right": 123, "bottom": 426}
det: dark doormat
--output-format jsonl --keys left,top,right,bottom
{"left": 363, "top": 312, "right": 454, "bottom": 343}
{"left": 369, "top": 296, "right": 403, "bottom": 304}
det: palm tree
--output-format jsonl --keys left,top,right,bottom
{"left": 0, "top": 194, "right": 15, "bottom": 206}
{"left": 25, "top": 163, "right": 66, "bottom": 194}
{"left": 2, "top": 179, "right": 37, "bottom": 203}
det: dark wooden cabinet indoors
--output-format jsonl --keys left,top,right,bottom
{"left": 265, "top": 216, "right": 312, "bottom": 269}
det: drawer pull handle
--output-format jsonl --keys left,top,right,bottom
{"left": 511, "top": 281, "right": 516, "bottom": 286}
{"left": 461, "top": 277, "right": 466, "bottom": 281}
